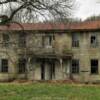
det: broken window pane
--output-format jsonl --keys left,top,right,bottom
{"left": 91, "top": 59, "right": 98, "bottom": 74}
{"left": 90, "top": 35, "right": 98, "bottom": 47}
{"left": 71, "top": 59, "right": 79, "bottom": 74}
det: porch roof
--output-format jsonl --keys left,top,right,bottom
{"left": 33, "top": 53, "right": 73, "bottom": 59}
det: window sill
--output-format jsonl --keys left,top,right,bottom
{"left": 72, "top": 47, "right": 80, "bottom": 49}
{"left": 90, "top": 45, "right": 98, "bottom": 48}
{"left": 72, "top": 46, "right": 79, "bottom": 48}
{"left": 0, "top": 72, "right": 8, "bottom": 74}
{"left": 90, "top": 73, "right": 99, "bottom": 75}
{"left": 45, "top": 46, "right": 53, "bottom": 48}
{"left": 18, "top": 73, "right": 26, "bottom": 74}
{"left": 90, "top": 47, "right": 98, "bottom": 48}
{"left": 71, "top": 73, "right": 80, "bottom": 75}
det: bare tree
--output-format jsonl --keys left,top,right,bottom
{"left": 85, "top": 15, "right": 100, "bottom": 21}
{"left": 43, "top": 17, "right": 82, "bottom": 23}
{"left": 4, "top": 6, "right": 37, "bottom": 23}
{"left": 0, "top": 0, "right": 75, "bottom": 23}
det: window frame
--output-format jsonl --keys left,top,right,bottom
{"left": 18, "top": 58, "right": 26, "bottom": 74}
{"left": 42, "top": 34, "right": 55, "bottom": 48}
{"left": 18, "top": 33, "right": 26, "bottom": 48}
{"left": 90, "top": 34, "right": 98, "bottom": 48}
{"left": 72, "top": 33, "right": 79, "bottom": 47}
{"left": 71, "top": 59, "right": 79, "bottom": 74}
{"left": 91, "top": 59, "right": 98, "bottom": 74}
{"left": 1, "top": 59, "right": 8, "bottom": 73}
{"left": 2, "top": 34, "right": 10, "bottom": 47}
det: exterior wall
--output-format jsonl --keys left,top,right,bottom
{"left": 0, "top": 32, "right": 18, "bottom": 81}
{"left": 26, "top": 32, "right": 72, "bottom": 81}
{"left": 54, "top": 33, "right": 71, "bottom": 54}
{"left": 71, "top": 32, "right": 100, "bottom": 82}
{"left": 0, "top": 30, "right": 100, "bottom": 82}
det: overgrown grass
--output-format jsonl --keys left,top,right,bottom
{"left": 0, "top": 83, "right": 100, "bottom": 100}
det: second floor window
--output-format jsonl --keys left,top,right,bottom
{"left": 90, "top": 35, "right": 98, "bottom": 47}
{"left": 19, "top": 33, "right": 26, "bottom": 48}
{"left": 72, "top": 34, "right": 79, "bottom": 47}
{"left": 42, "top": 34, "right": 55, "bottom": 48}
{"left": 2, "top": 34, "right": 10, "bottom": 47}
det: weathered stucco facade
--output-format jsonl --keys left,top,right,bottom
{"left": 0, "top": 21, "right": 100, "bottom": 82}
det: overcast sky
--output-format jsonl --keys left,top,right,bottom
{"left": 73, "top": 0, "right": 100, "bottom": 20}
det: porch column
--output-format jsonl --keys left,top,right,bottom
{"left": 59, "top": 58, "right": 63, "bottom": 79}
{"left": 26, "top": 57, "right": 32, "bottom": 80}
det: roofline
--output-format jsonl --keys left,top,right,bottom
{"left": 0, "top": 21, "right": 100, "bottom": 31}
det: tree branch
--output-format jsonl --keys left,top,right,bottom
{"left": 0, "top": 0, "right": 17, "bottom": 5}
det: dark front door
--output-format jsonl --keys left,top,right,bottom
{"left": 49, "top": 61, "right": 55, "bottom": 80}
{"left": 41, "top": 62, "right": 45, "bottom": 80}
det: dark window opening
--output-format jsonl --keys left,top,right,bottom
{"left": 18, "top": 59, "right": 26, "bottom": 73}
{"left": 48, "top": 36, "right": 52, "bottom": 46}
{"left": 71, "top": 59, "right": 79, "bottom": 74}
{"left": 2, "top": 34, "right": 10, "bottom": 47}
{"left": 1, "top": 59, "right": 8, "bottom": 73}
{"left": 42, "top": 36, "right": 45, "bottom": 47}
{"left": 19, "top": 33, "right": 26, "bottom": 47}
{"left": 72, "top": 34, "right": 79, "bottom": 47}
{"left": 41, "top": 62, "right": 45, "bottom": 80}
{"left": 90, "top": 35, "right": 97, "bottom": 47}
{"left": 91, "top": 59, "right": 98, "bottom": 74}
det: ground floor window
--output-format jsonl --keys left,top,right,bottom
{"left": 18, "top": 59, "right": 26, "bottom": 73}
{"left": 91, "top": 59, "right": 98, "bottom": 74}
{"left": 1, "top": 59, "right": 8, "bottom": 72}
{"left": 71, "top": 59, "right": 79, "bottom": 74}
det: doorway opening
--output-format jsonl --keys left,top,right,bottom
{"left": 41, "top": 61, "right": 45, "bottom": 80}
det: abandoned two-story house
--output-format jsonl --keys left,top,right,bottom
{"left": 0, "top": 21, "right": 100, "bottom": 82}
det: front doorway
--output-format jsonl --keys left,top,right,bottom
{"left": 40, "top": 59, "right": 55, "bottom": 80}
{"left": 49, "top": 61, "right": 55, "bottom": 80}
{"left": 41, "top": 61, "right": 45, "bottom": 80}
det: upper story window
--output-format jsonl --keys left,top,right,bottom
{"left": 91, "top": 59, "right": 98, "bottom": 74}
{"left": 90, "top": 34, "right": 98, "bottom": 47}
{"left": 71, "top": 59, "right": 79, "bottom": 74}
{"left": 42, "top": 34, "right": 55, "bottom": 48}
{"left": 2, "top": 34, "right": 10, "bottom": 47}
{"left": 72, "top": 34, "right": 79, "bottom": 47}
{"left": 19, "top": 33, "right": 26, "bottom": 48}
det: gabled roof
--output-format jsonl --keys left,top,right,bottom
{"left": 0, "top": 20, "right": 100, "bottom": 31}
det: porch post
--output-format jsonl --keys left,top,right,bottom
{"left": 69, "top": 59, "right": 73, "bottom": 80}
{"left": 26, "top": 57, "right": 31, "bottom": 79}
{"left": 59, "top": 58, "right": 63, "bottom": 79}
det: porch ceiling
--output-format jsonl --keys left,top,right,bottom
{"left": 33, "top": 53, "right": 73, "bottom": 59}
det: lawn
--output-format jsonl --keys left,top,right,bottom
{"left": 0, "top": 82, "right": 100, "bottom": 100}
